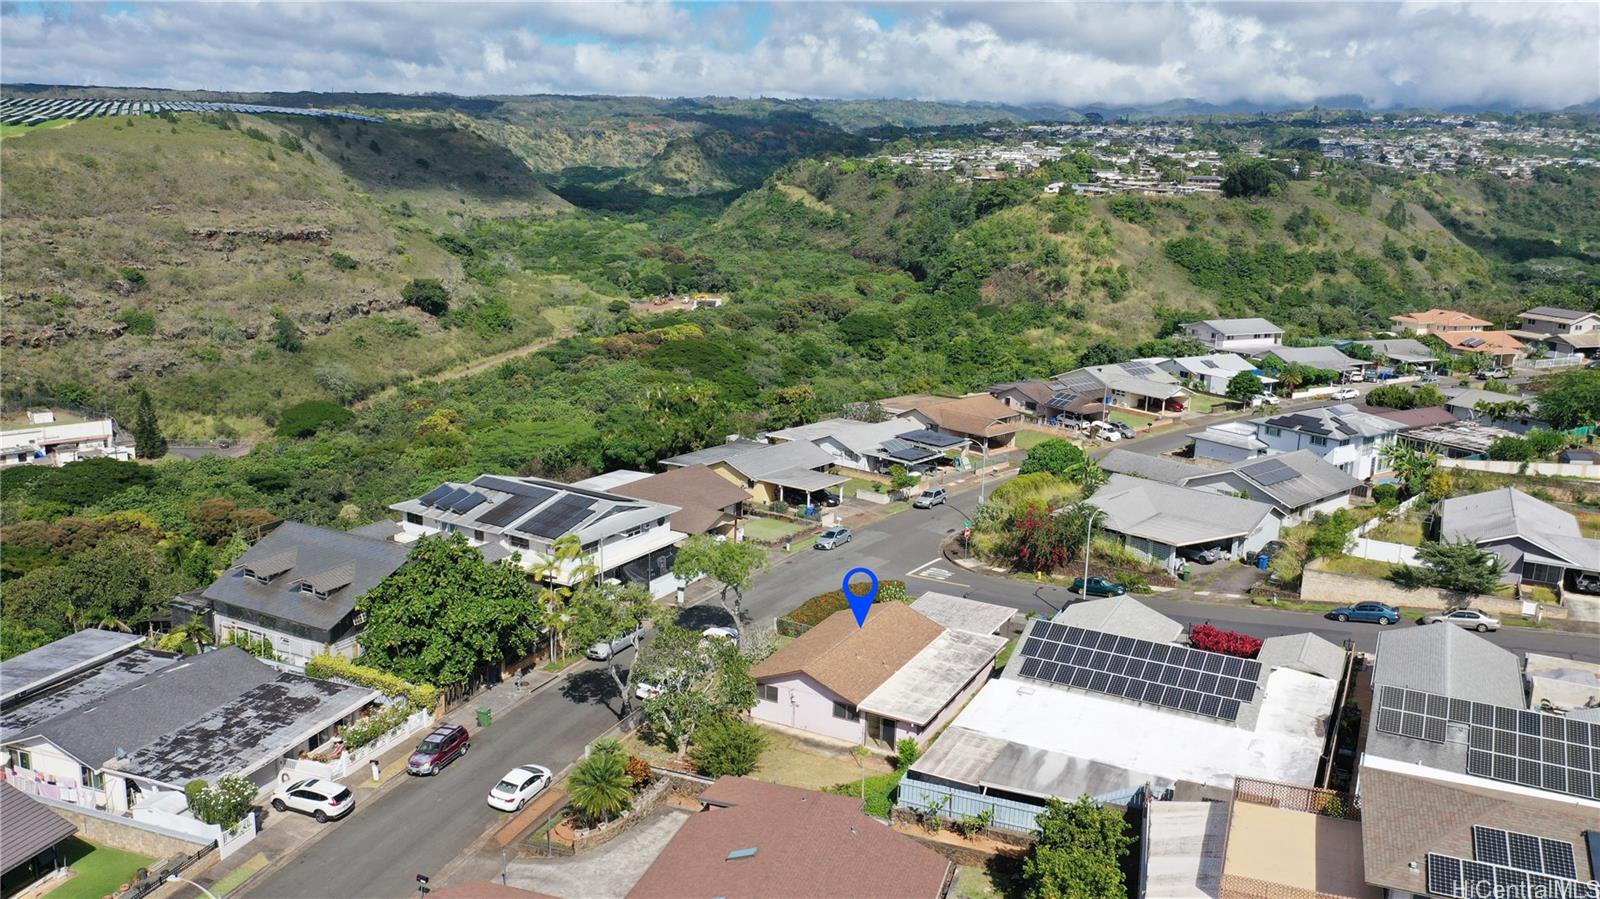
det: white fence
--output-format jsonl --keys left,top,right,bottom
{"left": 1520, "top": 354, "right": 1585, "bottom": 370}
{"left": 279, "top": 709, "right": 433, "bottom": 782}
{"left": 1350, "top": 538, "right": 1419, "bottom": 565}
{"left": 1437, "top": 458, "right": 1600, "bottom": 480}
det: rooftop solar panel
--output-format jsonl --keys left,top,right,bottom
{"left": 1241, "top": 459, "right": 1299, "bottom": 486}
{"left": 516, "top": 495, "right": 596, "bottom": 539}
{"left": 418, "top": 484, "right": 455, "bottom": 507}
{"left": 449, "top": 491, "right": 488, "bottom": 515}
{"left": 434, "top": 487, "right": 470, "bottom": 510}
{"left": 896, "top": 429, "right": 964, "bottom": 448}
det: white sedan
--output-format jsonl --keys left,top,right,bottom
{"left": 487, "top": 765, "right": 553, "bottom": 812}
{"left": 1421, "top": 609, "right": 1500, "bottom": 632}
{"left": 1331, "top": 387, "right": 1361, "bottom": 400}
{"left": 635, "top": 682, "right": 665, "bottom": 700}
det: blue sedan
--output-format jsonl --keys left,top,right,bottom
{"left": 1325, "top": 602, "right": 1400, "bottom": 626}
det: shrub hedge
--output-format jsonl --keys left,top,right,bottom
{"left": 305, "top": 653, "right": 438, "bottom": 710}
{"left": 785, "top": 579, "right": 910, "bottom": 627}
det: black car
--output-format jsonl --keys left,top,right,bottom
{"left": 820, "top": 491, "right": 842, "bottom": 507}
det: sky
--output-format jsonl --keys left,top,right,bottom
{"left": 2, "top": 1, "right": 1597, "bottom": 111}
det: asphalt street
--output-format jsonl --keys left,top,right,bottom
{"left": 246, "top": 663, "right": 630, "bottom": 899}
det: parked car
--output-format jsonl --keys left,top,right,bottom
{"left": 1245, "top": 540, "right": 1287, "bottom": 565}
{"left": 1112, "top": 422, "right": 1138, "bottom": 440}
{"left": 814, "top": 526, "right": 853, "bottom": 550}
{"left": 271, "top": 778, "right": 354, "bottom": 823}
{"left": 1475, "top": 367, "right": 1510, "bottom": 380}
{"left": 1071, "top": 576, "right": 1127, "bottom": 597}
{"left": 1086, "top": 421, "right": 1121, "bottom": 442}
{"left": 586, "top": 627, "right": 645, "bottom": 661}
{"left": 820, "top": 491, "right": 842, "bottom": 508}
{"left": 1177, "top": 545, "right": 1221, "bottom": 564}
{"left": 1251, "top": 394, "right": 1281, "bottom": 407}
{"left": 702, "top": 626, "right": 739, "bottom": 641}
{"left": 1422, "top": 609, "right": 1500, "bottom": 632}
{"left": 1325, "top": 602, "right": 1401, "bottom": 625}
{"left": 913, "top": 487, "right": 947, "bottom": 509}
{"left": 1574, "top": 573, "right": 1600, "bottom": 595}
{"left": 635, "top": 682, "right": 665, "bottom": 701}
{"left": 1331, "top": 387, "right": 1360, "bottom": 400}
{"left": 407, "top": 724, "right": 470, "bottom": 776}
{"left": 487, "top": 765, "right": 552, "bottom": 812}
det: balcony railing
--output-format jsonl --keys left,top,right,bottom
{"left": 1232, "top": 775, "right": 1360, "bottom": 821}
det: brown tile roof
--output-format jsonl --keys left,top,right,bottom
{"left": 917, "top": 394, "right": 1023, "bottom": 439}
{"left": 1439, "top": 330, "right": 1526, "bottom": 355}
{"left": 989, "top": 380, "right": 1056, "bottom": 407}
{"left": 749, "top": 604, "right": 943, "bottom": 705}
{"left": 1360, "top": 765, "right": 1600, "bottom": 894}
{"left": 1391, "top": 308, "right": 1492, "bottom": 328}
{"left": 612, "top": 464, "right": 747, "bottom": 535}
{"left": 628, "top": 778, "right": 950, "bottom": 899}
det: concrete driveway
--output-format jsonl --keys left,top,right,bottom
{"left": 506, "top": 806, "right": 690, "bottom": 899}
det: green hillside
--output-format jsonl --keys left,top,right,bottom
{"left": 0, "top": 112, "right": 593, "bottom": 438}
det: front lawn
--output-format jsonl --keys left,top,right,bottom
{"left": 1014, "top": 429, "right": 1057, "bottom": 451}
{"left": 45, "top": 838, "right": 153, "bottom": 899}
{"left": 743, "top": 517, "right": 808, "bottom": 542}
{"left": 1184, "top": 393, "right": 1234, "bottom": 414}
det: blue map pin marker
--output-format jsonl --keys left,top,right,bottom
{"left": 842, "top": 567, "right": 879, "bottom": 628}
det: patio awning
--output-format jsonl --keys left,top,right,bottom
{"left": 762, "top": 467, "right": 848, "bottom": 492}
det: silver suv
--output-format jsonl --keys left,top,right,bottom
{"left": 271, "top": 778, "right": 354, "bottom": 823}
{"left": 913, "top": 488, "right": 947, "bottom": 509}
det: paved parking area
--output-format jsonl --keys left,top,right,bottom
{"left": 505, "top": 806, "right": 691, "bottom": 899}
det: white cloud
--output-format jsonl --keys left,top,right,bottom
{"left": 1, "top": 1, "right": 1594, "bottom": 109}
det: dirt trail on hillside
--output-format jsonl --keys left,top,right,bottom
{"left": 352, "top": 334, "right": 563, "bottom": 411}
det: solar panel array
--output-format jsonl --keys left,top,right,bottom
{"left": 896, "top": 429, "right": 964, "bottom": 448}
{"left": 1376, "top": 685, "right": 1600, "bottom": 800}
{"left": 1016, "top": 620, "right": 1261, "bottom": 722}
{"left": 1427, "top": 854, "right": 1598, "bottom": 899}
{"left": 1240, "top": 458, "right": 1298, "bottom": 487}
{"left": 475, "top": 494, "right": 542, "bottom": 529}
{"left": 0, "top": 96, "right": 383, "bottom": 126}
{"left": 1472, "top": 826, "right": 1579, "bottom": 880}
{"left": 517, "top": 495, "right": 596, "bottom": 538}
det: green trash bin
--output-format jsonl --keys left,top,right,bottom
{"left": 1179, "top": 564, "right": 1192, "bottom": 582}
{"left": 476, "top": 708, "right": 492, "bottom": 728}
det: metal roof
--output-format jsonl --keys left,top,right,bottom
{"left": 1189, "top": 318, "right": 1284, "bottom": 336}
{"left": 1089, "top": 474, "right": 1276, "bottom": 548}
{"left": 0, "top": 630, "right": 146, "bottom": 705}
{"left": 0, "top": 782, "right": 76, "bottom": 875}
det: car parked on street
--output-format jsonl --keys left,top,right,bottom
{"left": 1325, "top": 602, "right": 1400, "bottom": 625}
{"left": 1071, "top": 576, "right": 1127, "bottom": 597}
{"left": 1476, "top": 367, "right": 1510, "bottom": 380}
{"left": 702, "top": 626, "right": 739, "bottom": 641}
{"left": 1421, "top": 608, "right": 1500, "bottom": 632}
{"left": 814, "top": 526, "right": 853, "bottom": 550}
{"left": 407, "top": 724, "right": 470, "bottom": 776}
{"left": 913, "top": 487, "right": 947, "bottom": 509}
{"left": 1250, "top": 394, "right": 1281, "bottom": 407}
{"left": 1331, "top": 387, "right": 1360, "bottom": 400}
{"left": 487, "top": 765, "right": 552, "bottom": 812}
{"left": 271, "top": 778, "right": 355, "bottom": 823}
{"left": 1112, "top": 422, "right": 1138, "bottom": 440}
{"left": 1177, "top": 545, "right": 1221, "bottom": 564}
{"left": 586, "top": 627, "right": 645, "bottom": 661}
{"left": 1086, "top": 421, "right": 1122, "bottom": 442}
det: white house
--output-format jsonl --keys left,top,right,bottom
{"left": 763, "top": 416, "right": 959, "bottom": 475}
{"left": 1192, "top": 404, "right": 1405, "bottom": 480}
{"left": 1088, "top": 474, "right": 1282, "bottom": 572}
{"left": 1100, "top": 449, "right": 1359, "bottom": 525}
{"left": 1180, "top": 318, "right": 1285, "bottom": 355}
{"left": 0, "top": 410, "right": 134, "bottom": 468}
{"left": 390, "top": 474, "right": 685, "bottom": 600}
{"left": 1155, "top": 354, "right": 1274, "bottom": 396}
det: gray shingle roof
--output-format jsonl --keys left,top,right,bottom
{"left": 17, "top": 647, "right": 277, "bottom": 768}
{"left": 1089, "top": 474, "right": 1276, "bottom": 548}
{"left": 1255, "top": 404, "right": 1406, "bottom": 439}
{"left": 1357, "top": 338, "right": 1437, "bottom": 364}
{"left": 1255, "top": 633, "right": 1346, "bottom": 681}
{"left": 1, "top": 649, "right": 178, "bottom": 742}
{"left": 0, "top": 629, "right": 145, "bottom": 704}
{"left": 1372, "top": 625, "right": 1524, "bottom": 708}
{"left": 202, "top": 522, "right": 410, "bottom": 632}
{"left": 1440, "top": 487, "right": 1600, "bottom": 570}
{"left": 1191, "top": 318, "right": 1283, "bottom": 336}
{"left": 1266, "top": 346, "right": 1368, "bottom": 372}
{"left": 1226, "top": 451, "right": 1361, "bottom": 510}
{"left": 722, "top": 441, "right": 836, "bottom": 480}
{"left": 1098, "top": 448, "right": 1207, "bottom": 485}
{"left": 1049, "top": 596, "right": 1185, "bottom": 645}
{"left": 659, "top": 439, "right": 768, "bottom": 467}
{"left": 0, "top": 781, "right": 76, "bottom": 875}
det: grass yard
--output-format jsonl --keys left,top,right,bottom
{"left": 843, "top": 476, "right": 889, "bottom": 496}
{"left": 43, "top": 838, "right": 153, "bottom": 899}
{"left": 1365, "top": 511, "right": 1426, "bottom": 545}
{"left": 756, "top": 733, "right": 893, "bottom": 791}
{"left": 1014, "top": 429, "right": 1057, "bottom": 451}
{"left": 1184, "top": 393, "right": 1234, "bottom": 414}
{"left": 952, "top": 865, "right": 1008, "bottom": 899}
{"left": 1320, "top": 555, "right": 1399, "bottom": 579}
{"left": 743, "top": 517, "right": 808, "bottom": 542}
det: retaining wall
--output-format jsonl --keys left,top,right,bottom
{"left": 1301, "top": 563, "right": 1566, "bottom": 620}
{"left": 1437, "top": 458, "right": 1600, "bottom": 479}
{"left": 36, "top": 798, "right": 212, "bottom": 859}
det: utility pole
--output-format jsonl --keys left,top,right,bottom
{"left": 1082, "top": 507, "right": 1105, "bottom": 597}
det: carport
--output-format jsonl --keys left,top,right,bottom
{"left": 763, "top": 467, "right": 848, "bottom": 509}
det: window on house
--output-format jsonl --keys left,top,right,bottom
{"left": 15, "top": 750, "right": 32, "bottom": 770}
{"left": 1522, "top": 562, "right": 1562, "bottom": 585}
{"left": 509, "top": 536, "right": 530, "bottom": 550}
{"left": 81, "top": 766, "right": 105, "bottom": 790}
{"left": 405, "top": 512, "right": 423, "bottom": 525}
{"left": 1310, "top": 436, "right": 1328, "bottom": 446}
{"left": 832, "top": 701, "right": 859, "bottom": 722}
{"left": 1265, "top": 427, "right": 1282, "bottom": 437}
{"left": 759, "top": 684, "right": 779, "bottom": 703}
{"left": 473, "top": 530, "right": 484, "bottom": 542}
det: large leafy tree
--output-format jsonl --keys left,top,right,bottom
{"left": 1380, "top": 442, "right": 1439, "bottom": 498}
{"left": 133, "top": 389, "right": 167, "bottom": 460}
{"left": 672, "top": 535, "right": 767, "bottom": 620}
{"left": 356, "top": 533, "right": 539, "bottom": 686}
{"left": 1018, "top": 439, "right": 1105, "bottom": 494}
{"left": 1225, "top": 371, "right": 1264, "bottom": 403}
{"left": 1022, "top": 796, "right": 1134, "bottom": 899}
{"left": 634, "top": 623, "right": 756, "bottom": 753}
{"left": 1536, "top": 369, "right": 1600, "bottom": 430}
{"left": 566, "top": 581, "right": 654, "bottom": 708}
{"left": 1221, "top": 158, "right": 1287, "bottom": 199}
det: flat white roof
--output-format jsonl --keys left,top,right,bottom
{"left": 910, "top": 592, "right": 1017, "bottom": 636}
{"left": 1144, "top": 801, "right": 1227, "bottom": 898}
{"left": 926, "top": 666, "right": 1336, "bottom": 794}
{"left": 859, "top": 629, "right": 1006, "bottom": 726}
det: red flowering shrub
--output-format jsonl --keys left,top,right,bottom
{"left": 1189, "top": 624, "right": 1263, "bottom": 658}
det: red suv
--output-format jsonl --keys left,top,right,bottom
{"left": 406, "top": 724, "right": 470, "bottom": 776}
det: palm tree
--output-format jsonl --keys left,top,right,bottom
{"left": 171, "top": 614, "right": 214, "bottom": 654}
{"left": 567, "top": 750, "right": 633, "bottom": 826}
{"left": 1380, "top": 442, "right": 1438, "bottom": 498}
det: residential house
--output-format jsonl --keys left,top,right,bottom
{"left": 391, "top": 475, "right": 685, "bottom": 599}
{"left": 1368, "top": 406, "right": 1460, "bottom": 430}
{"left": 764, "top": 417, "right": 959, "bottom": 475}
{"left": 1052, "top": 361, "right": 1189, "bottom": 415}
{"left": 1263, "top": 346, "right": 1371, "bottom": 381}
{"left": 905, "top": 394, "right": 1023, "bottom": 449}
{"left": 1087, "top": 474, "right": 1281, "bottom": 571}
{"left": 1156, "top": 353, "right": 1273, "bottom": 396}
{"left": 749, "top": 599, "right": 1010, "bottom": 748}
{"left": 575, "top": 465, "right": 748, "bottom": 539}
{"left": 1398, "top": 421, "right": 1521, "bottom": 459}
{"left": 1180, "top": 318, "right": 1285, "bottom": 354}
{"left": 1193, "top": 404, "right": 1405, "bottom": 479}
{"left": 1513, "top": 306, "right": 1600, "bottom": 357}
{"left": 1099, "top": 448, "right": 1359, "bottom": 524}
{"left": 986, "top": 380, "right": 1058, "bottom": 418}
{"left": 1358, "top": 625, "right": 1600, "bottom": 898}
{"left": 1438, "top": 487, "right": 1600, "bottom": 593}
{"left": 1388, "top": 308, "right": 1492, "bottom": 336}
{"left": 1439, "top": 387, "right": 1543, "bottom": 433}
{"left": 1438, "top": 330, "right": 1528, "bottom": 367}
{"left": 0, "top": 781, "right": 78, "bottom": 892}
{"left": 628, "top": 777, "right": 951, "bottom": 899}
{"left": 661, "top": 439, "right": 847, "bottom": 507}
{"left": 201, "top": 521, "right": 411, "bottom": 667}
{"left": 902, "top": 599, "right": 1344, "bottom": 830}
{"left": 1355, "top": 337, "right": 1441, "bottom": 373}
{"left": 1, "top": 638, "right": 375, "bottom": 816}
{"left": 0, "top": 409, "right": 134, "bottom": 468}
